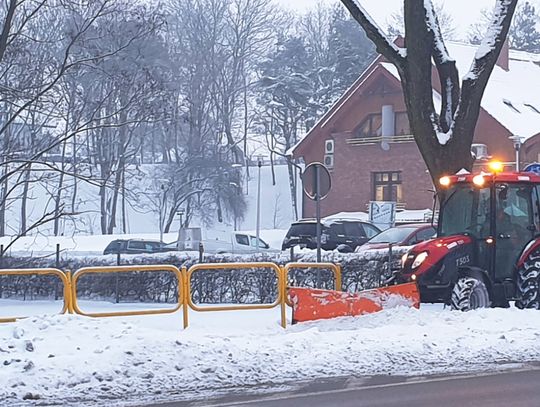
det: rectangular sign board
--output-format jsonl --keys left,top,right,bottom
{"left": 369, "top": 201, "right": 396, "bottom": 230}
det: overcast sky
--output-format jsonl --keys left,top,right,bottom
{"left": 277, "top": 0, "right": 540, "bottom": 41}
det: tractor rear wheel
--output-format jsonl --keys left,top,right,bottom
{"left": 450, "top": 277, "right": 490, "bottom": 311}
{"left": 516, "top": 249, "right": 540, "bottom": 309}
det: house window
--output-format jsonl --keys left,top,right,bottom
{"left": 395, "top": 112, "right": 410, "bottom": 135}
{"left": 372, "top": 171, "right": 403, "bottom": 202}
{"left": 357, "top": 114, "right": 382, "bottom": 138}
{"left": 357, "top": 112, "right": 410, "bottom": 138}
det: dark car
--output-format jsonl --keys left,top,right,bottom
{"left": 282, "top": 219, "right": 381, "bottom": 251}
{"left": 103, "top": 239, "right": 171, "bottom": 255}
{"left": 355, "top": 223, "right": 436, "bottom": 253}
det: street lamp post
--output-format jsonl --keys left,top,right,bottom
{"left": 256, "top": 157, "right": 262, "bottom": 251}
{"left": 159, "top": 184, "right": 166, "bottom": 242}
{"left": 510, "top": 135, "right": 523, "bottom": 171}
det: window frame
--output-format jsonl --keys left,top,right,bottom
{"left": 356, "top": 110, "right": 410, "bottom": 138}
{"left": 372, "top": 171, "right": 403, "bottom": 202}
{"left": 235, "top": 234, "right": 250, "bottom": 246}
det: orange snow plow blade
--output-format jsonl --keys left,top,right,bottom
{"left": 288, "top": 282, "right": 420, "bottom": 324}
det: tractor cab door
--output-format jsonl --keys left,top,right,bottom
{"left": 494, "top": 183, "right": 535, "bottom": 281}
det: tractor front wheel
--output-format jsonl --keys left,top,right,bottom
{"left": 516, "top": 249, "right": 540, "bottom": 309}
{"left": 450, "top": 277, "right": 490, "bottom": 311}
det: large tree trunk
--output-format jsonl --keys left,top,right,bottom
{"left": 286, "top": 159, "right": 298, "bottom": 220}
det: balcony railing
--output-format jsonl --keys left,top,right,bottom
{"left": 346, "top": 135, "right": 415, "bottom": 146}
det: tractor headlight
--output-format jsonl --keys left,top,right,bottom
{"left": 411, "top": 251, "right": 428, "bottom": 269}
{"left": 401, "top": 253, "right": 409, "bottom": 268}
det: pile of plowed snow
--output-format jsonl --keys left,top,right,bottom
{"left": 1, "top": 305, "right": 540, "bottom": 405}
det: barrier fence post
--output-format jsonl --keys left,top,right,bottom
{"left": 280, "top": 266, "right": 287, "bottom": 328}
{"left": 387, "top": 243, "right": 393, "bottom": 287}
{"left": 182, "top": 266, "right": 189, "bottom": 329}
{"left": 55, "top": 244, "right": 60, "bottom": 268}
{"left": 198, "top": 242, "right": 204, "bottom": 263}
{"left": 336, "top": 263, "right": 342, "bottom": 291}
{"left": 65, "top": 271, "right": 74, "bottom": 314}
{"left": 0, "top": 244, "right": 3, "bottom": 268}
{"left": 115, "top": 274, "right": 120, "bottom": 304}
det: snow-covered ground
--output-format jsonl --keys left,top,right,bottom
{"left": 1, "top": 301, "right": 540, "bottom": 406}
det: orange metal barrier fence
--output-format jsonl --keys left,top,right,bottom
{"left": 0, "top": 262, "right": 343, "bottom": 328}
{"left": 186, "top": 262, "right": 286, "bottom": 328}
{"left": 71, "top": 265, "right": 185, "bottom": 322}
{"left": 0, "top": 268, "right": 71, "bottom": 323}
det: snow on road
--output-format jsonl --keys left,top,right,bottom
{"left": 1, "top": 303, "right": 540, "bottom": 406}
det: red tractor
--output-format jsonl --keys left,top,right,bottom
{"left": 398, "top": 168, "right": 540, "bottom": 311}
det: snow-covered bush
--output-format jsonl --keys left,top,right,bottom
{"left": 0, "top": 247, "right": 409, "bottom": 303}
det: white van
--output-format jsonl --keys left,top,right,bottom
{"left": 171, "top": 227, "right": 275, "bottom": 254}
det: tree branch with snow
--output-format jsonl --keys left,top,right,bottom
{"left": 339, "top": 0, "right": 406, "bottom": 67}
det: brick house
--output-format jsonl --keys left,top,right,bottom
{"left": 291, "top": 42, "right": 540, "bottom": 218}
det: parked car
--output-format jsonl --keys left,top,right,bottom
{"left": 167, "top": 227, "right": 276, "bottom": 254}
{"left": 103, "top": 239, "right": 171, "bottom": 255}
{"left": 355, "top": 223, "right": 436, "bottom": 253}
{"left": 282, "top": 218, "right": 381, "bottom": 252}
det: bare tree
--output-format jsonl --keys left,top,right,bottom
{"left": 386, "top": 2, "right": 457, "bottom": 40}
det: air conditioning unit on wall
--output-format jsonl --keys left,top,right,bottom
{"left": 325, "top": 139, "right": 335, "bottom": 154}
{"left": 324, "top": 154, "right": 334, "bottom": 169}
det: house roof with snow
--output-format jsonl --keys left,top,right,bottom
{"left": 292, "top": 42, "right": 540, "bottom": 156}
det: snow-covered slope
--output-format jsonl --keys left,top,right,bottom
{"left": 3, "top": 163, "right": 301, "bottom": 238}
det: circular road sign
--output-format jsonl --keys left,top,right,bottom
{"left": 524, "top": 162, "right": 540, "bottom": 175}
{"left": 302, "top": 162, "right": 331, "bottom": 200}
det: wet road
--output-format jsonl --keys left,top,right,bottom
{"left": 145, "top": 366, "right": 540, "bottom": 407}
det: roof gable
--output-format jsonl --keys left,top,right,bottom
{"left": 292, "top": 42, "right": 540, "bottom": 158}
{"left": 290, "top": 60, "right": 401, "bottom": 156}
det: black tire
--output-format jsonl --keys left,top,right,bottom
{"left": 450, "top": 277, "right": 490, "bottom": 311}
{"left": 516, "top": 249, "right": 540, "bottom": 309}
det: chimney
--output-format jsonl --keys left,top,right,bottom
{"left": 496, "top": 39, "right": 509, "bottom": 71}
{"left": 394, "top": 35, "right": 405, "bottom": 48}
{"left": 381, "top": 105, "right": 395, "bottom": 138}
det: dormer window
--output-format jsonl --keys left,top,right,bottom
{"left": 357, "top": 113, "right": 382, "bottom": 138}
{"left": 356, "top": 111, "right": 410, "bottom": 138}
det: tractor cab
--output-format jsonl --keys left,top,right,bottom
{"left": 399, "top": 168, "right": 540, "bottom": 310}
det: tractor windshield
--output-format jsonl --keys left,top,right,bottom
{"left": 439, "top": 184, "right": 491, "bottom": 238}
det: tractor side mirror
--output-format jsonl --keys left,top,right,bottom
{"left": 497, "top": 184, "right": 508, "bottom": 201}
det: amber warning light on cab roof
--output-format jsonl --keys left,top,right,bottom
{"left": 488, "top": 160, "right": 503, "bottom": 173}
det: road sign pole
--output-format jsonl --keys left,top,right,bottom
{"left": 315, "top": 165, "right": 322, "bottom": 264}
{"left": 301, "top": 162, "right": 332, "bottom": 282}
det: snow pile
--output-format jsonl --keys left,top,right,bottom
{"left": 1, "top": 306, "right": 540, "bottom": 405}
